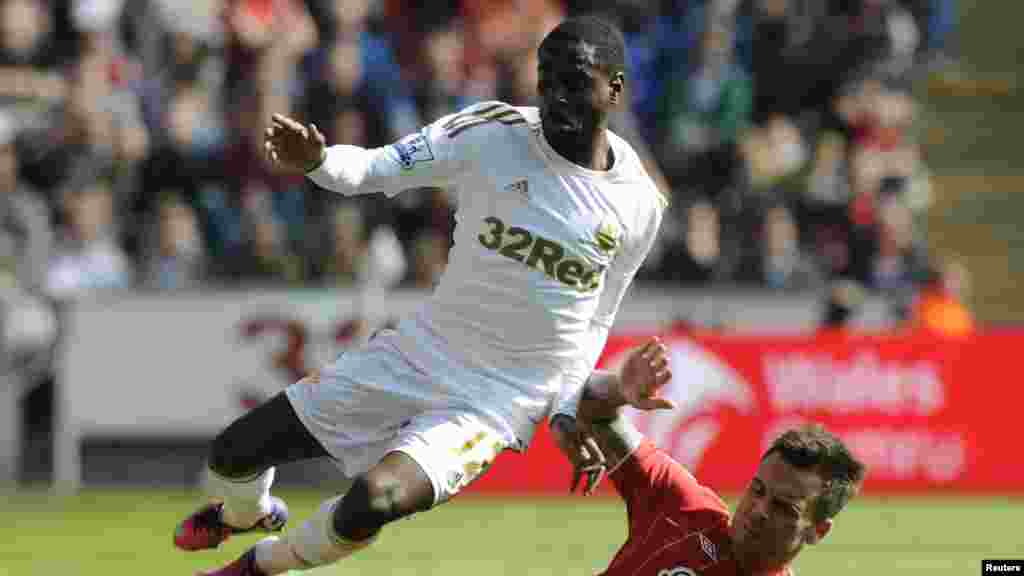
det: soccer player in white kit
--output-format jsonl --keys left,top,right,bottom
{"left": 174, "top": 15, "right": 667, "bottom": 576}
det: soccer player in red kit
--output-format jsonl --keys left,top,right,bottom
{"left": 554, "top": 339, "right": 866, "bottom": 576}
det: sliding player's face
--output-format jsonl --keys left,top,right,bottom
{"left": 537, "top": 38, "right": 621, "bottom": 139}
{"left": 730, "top": 452, "right": 832, "bottom": 572}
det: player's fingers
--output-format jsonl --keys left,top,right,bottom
{"left": 578, "top": 463, "right": 604, "bottom": 495}
{"left": 270, "top": 114, "right": 292, "bottom": 131}
{"left": 581, "top": 438, "right": 598, "bottom": 461}
{"left": 639, "top": 397, "right": 676, "bottom": 411}
{"left": 272, "top": 113, "right": 303, "bottom": 131}
{"left": 650, "top": 355, "right": 669, "bottom": 372}
{"left": 655, "top": 368, "right": 672, "bottom": 386}
{"left": 276, "top": 117, "right": 308, "bottom": 141}
{"left": 582, "top": 436, "right": 605, "bottom": 467}
{"left": 310, "top": 123, "right": 325, "bottom": 145}
{"left": 584, "top": 465, "right": 606, "bottom": 495}
{"left": 639, "top": 338, "right": 658, "bottom": 360}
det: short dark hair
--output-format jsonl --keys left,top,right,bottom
{"left": 763, "top": 424, "right": 866, "bottom": 522}
{"left": 539, "top": 14, "right": 627, "bottom": 74}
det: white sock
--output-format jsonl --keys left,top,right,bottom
{"left": 205, "top": 466, "right": 276, "bottom": 529}
{"left": 252, "top": 495, "right": 376, "bottom": 574}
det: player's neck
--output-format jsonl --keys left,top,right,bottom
{"left": 543, "top": 126, "right": 614, "bottom": 172}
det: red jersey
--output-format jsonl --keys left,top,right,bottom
{"left": 601, "top": 440, "right": 793, "bottom": 576}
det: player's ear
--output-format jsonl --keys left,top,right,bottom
{"left": 609, "top": 72, "right": 624, "bottom": 106}
{"left": 804, "top": 518, "right": 832, "bottom": 545}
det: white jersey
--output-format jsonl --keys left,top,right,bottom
{"left": 307, "top": 101, "right": 665, "bottom": 446}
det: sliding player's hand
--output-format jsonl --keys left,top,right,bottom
{"left": 550, "top": 414, "right": 606, "bottom": 495}
{"left": 264, "top": 114, "right": 326, "bottom": 173}
{"left": 619, "top": 337, "right": 675, "bottom": 412}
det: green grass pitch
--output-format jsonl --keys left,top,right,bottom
{"left": 3, "top": 490, "right": 1022, "bottom": 575}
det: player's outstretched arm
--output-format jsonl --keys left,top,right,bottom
{"left": 264, "top": 114, "right": 327, "bottom": 173}
{"left": 265, "top": 103, "right": 496, "bottom": 198}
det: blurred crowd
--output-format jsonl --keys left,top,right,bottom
{"left": 0, "top": 0, "right": 972, "bottom": 333}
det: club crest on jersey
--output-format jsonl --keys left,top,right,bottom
{"left": 657, "top": 567, "right": 697, "bottom": 576}
{"left": 391, "top": 132, "right": 434, "bottom": 170}
{"left": 584, "top": 220, "right": 621, "bottom": 255}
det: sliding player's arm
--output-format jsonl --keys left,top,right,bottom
{"left": 580, "top": 352, "right": 727, "bottom": 520}
{"left": 575, "top": 339, "right": 673, "bottom": 470}
{"left": 265, "top": 102, "right": 520, "bottom": 196}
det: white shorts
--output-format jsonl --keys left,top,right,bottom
{"left": 285, "top": 331, "right": 514, "bottom": 505}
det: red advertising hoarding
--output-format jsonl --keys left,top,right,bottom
{"left": 466, "top": 329, "right": 1024, "bottom": 495}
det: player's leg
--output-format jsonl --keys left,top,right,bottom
{"left": 231, "top": 451, "right": 434, "bottom": 576}
{"left": 202, "top": 410, "right": 511, "bottom": 576}
{"left": 175, "top": 389, "right": 330, "bottom": 551}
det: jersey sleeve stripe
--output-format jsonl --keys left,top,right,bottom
{"left": 447, "top": 108, "right": 521, "bottom": 130}
{"left": 447, "top": 117, "right": 526, "bottom": 138}
{"left": 441, "top": 102, "right": 510, "bottom": 130}
{"left": 445, "top": 106, "right": 521, "bottom": 132}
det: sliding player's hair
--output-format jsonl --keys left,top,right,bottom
{"left": 763, "top": 424, "right": 866, "bottom": 522}
{"left": 539, "top": 14, "right": 627, "bottom": 74}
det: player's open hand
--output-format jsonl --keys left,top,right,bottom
{"left": 619, "top": 337, "right": 674, "bottom": 412}
{"left": 550, "top": 414, "right": 606, "bottom": 496}
{"left": 264, "top": 113, "right": 326, "bottom": 173}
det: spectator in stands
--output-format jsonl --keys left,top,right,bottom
{"left": 494, "top": 41, "right": 540, "bottom": 106}
{"left": 221, "top": 0, "right": 316, "bottom": 234}
{"left": 0, "top": 111, "right": 51, "bottom": 292}
{"left": 139, "top": 24, "right": 225, "bottom": 187}
{"left": 911, "top": 255, "right": 974, "bottom": 337}
{"left": 302, "top": 0, "right": 418, "bottom": 146}
{"left": 141, "top": 193, "right": 206, "bottom": 290}
{"left": 0, "top": 0, "right": 68, "bottom": 107}
{"left": 741, "top": 114, "right": 808, "bottom": 193}
{"left": 653, "top": 198, "right": 723, "bottom": 285}
{"left": 759, "top": 202, "right": 822, "bottom": 290}
{"left": 605, "top": 0, "right": 699, "bottom": 147}
{"left": 413, "top": 20, "right": 471, "bottom": 122}
{"left": 459, "top": 0, "right": 563, "bottom": 102}
{"left": 224, "top": 192, "right": 304, "bottom": 285}
{"left": 869, "top": 191, "right": 929, "bottom": 316}
{"left": 137, "top": 23, "right": 227, "bottom": 263}
{"left": 819, "top": 278, "right": 866, "bottom": 330}
{"left": 401, "top": 229, "right": 449, "bottom": 290}
{"left": 46, "top": 178, "right": 132, "bottom": 298}
{"left": 70, "top": 0, "right": 150, "bottom": 174}
{"left": 323, "top": 202, "right": 368, "bottom": 288}
{"left": 661, "top": 19, "right": 751, "bottom": 200}
{"left": 321, "top": 201, "right": 407, "bottom": 290}
{"left": 747, "top": 0, "right": 805, "bottom": 125}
